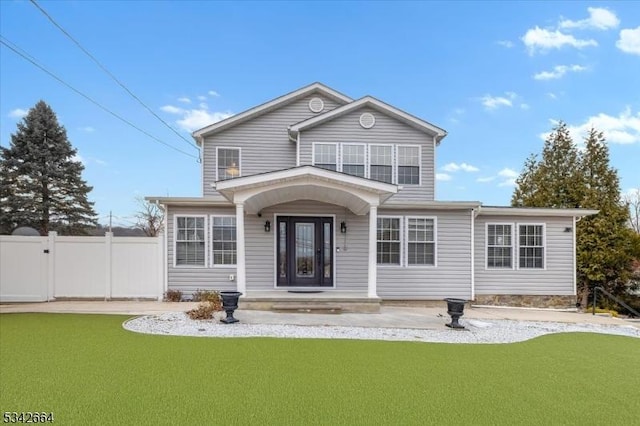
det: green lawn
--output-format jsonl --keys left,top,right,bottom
{"left": 1, "top": 314, "right": 639, "bottom": 425}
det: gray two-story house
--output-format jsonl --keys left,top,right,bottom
{"left": 148, "top": 83, "right": 596, "bottom": 311}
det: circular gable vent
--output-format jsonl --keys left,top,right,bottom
{"left": 308, "top": 97, "right": 324, "bottom": 113}
{"left": 359, "top": 112, "right": 376, "bottom": 129}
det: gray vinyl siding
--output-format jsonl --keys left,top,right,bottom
{"left": 299, "top": 107, "right": 435, "bottom": 202}
{"left": 202, "top": 94, "right": 342, "bottom": 195}
{"left": 377, "top": 209, "right": 472, "bottom": 299}
{"left": 474, "top": 215, "right": 575, "bottom": 295}
{"left": 166, "top": 205, "right": 237, "bottom": 293}
{"left": 247, "top": 200, "right": 368, "bottom": 291}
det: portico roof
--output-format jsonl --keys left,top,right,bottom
{"left": 212, "top": 166, "right": 398, "bottom": 215}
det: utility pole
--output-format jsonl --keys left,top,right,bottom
{"left": 109, "top": 211, "right": 112, "bottom": 233}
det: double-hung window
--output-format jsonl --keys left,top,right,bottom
{"left": 211, "top": 216, "right": 236, "bottom": 266}
{"left": 407, "top": 217, "right": 435, "bottom": 266}
{"left": 341, "top": 144, "right": 366, "bottom": 177}
{"left": 370, "top": 145, "right": 393, "bottom": 183}
{"left": 519, "top": 225, "right": 544, "bottom": 269}
{"left": 313, "top": 143, "right": 337, "bottom": 171}
{"left": 377, "top": 217, "right": 401, "bottom": 265}
{"left": 397, "top": 146, "right": 420, "bottom": 185}
{"left": 487, "top": 224, "right": 513, "bottom": 268}
{"left": 217, "top": 147, "right": 241, "bottom": 180}
{"left": 175, "top": 216, "right": 206, "bottom": 266}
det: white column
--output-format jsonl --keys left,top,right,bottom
{"left": 236, "top": 203, "right": 246, "bottom": 295}
{"left": 368, "top": 205, "right": 378, "bottom": 298}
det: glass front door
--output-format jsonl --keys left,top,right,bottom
{"left": 277, "top": 216, "right": 333, "bottom": 287}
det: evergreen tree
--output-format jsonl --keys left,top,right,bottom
{"left": 512, "top": 124, "right": 636, "bottom": 307}
{"left": 0, "top": 101, "right": 97, "bottom": 235}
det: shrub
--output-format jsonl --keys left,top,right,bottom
{"left": 164, "top": 289, "right": 182, "bottom": 302}
{"left": 586, "top": 307, "right": 619, "bottom": 317}
{"left": 187, "top": 291, "right": 222, "bottom": 320}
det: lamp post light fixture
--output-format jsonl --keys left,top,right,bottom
{"left": 264, "top": 220, "right": 271, "bottom": 232}
{"left": 340, "top": 221, "right": 347, "bottom": 234}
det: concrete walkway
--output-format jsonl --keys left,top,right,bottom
{"left": 1, "top": 301, "right": 638, "bottom": 330}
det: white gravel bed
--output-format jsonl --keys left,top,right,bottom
{"left": 123, "top": 312, "right": 640, "bottom": 344}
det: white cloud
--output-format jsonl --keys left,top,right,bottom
{"left": 476, "top": 176, "right": 495, "bottom": 183}
{"left": 177, "top": 97, "right": 191, "bottom": 104}
{"left": 8, "top": 108, "right": 28, "bottom": 119}
{"left": 208, "top": 90, "right": 220, "bottom": 97}
{"left": 481, "top": 92, "right": 517, "bottom": 110}
{"left": 436, "top": 173, "right": 452, "bottom": 181}
{"left": 199, "top": 102, "right": 208, "bottom": 109}
{"left": 616, "top": 27, "right": 640, "bottom": 55}
{"left": 565, "top": 107, "right": 640, "bottom": 145}
{"left": 93, "top": 158, "right": 108, "bottom": 166}
{"left": 559, "top": 7, "right": 619, "bottom": 31}
{"left": 497, "top": 167, "right": 518, "bottom": 187}
{"left": 497, "top": 40, "right": 514, "bottom": 48}
{"left": 160, "top": 105, "right": 184, "bottom": 114}
{"left": 176, "top": 110, "right": 233, "bottom": 133}
{"left": 160, "top": 104, "right": 234, "bottom": 132}
{"left": 197, "top": 95, "right": 207, "bottom": 101}
{"left": 442, "top": 162, "right": 479, "bottom": 172}
{"left": 533, "top": 64, "right": 587, "bottom": 80}
{"left": 72, "top": 153, "right": 84, "bottom": 164}
{"left": 520, "top": 103, "right": 530, "bottom": 110}
{"left": 78, "top": 126, "right": 95, "bottom": 133}
{"left": 547, "top": 92, "right": 558, "bottom": 100}
{"left": 522, "top": 27, "right": 597, "bottom": 54}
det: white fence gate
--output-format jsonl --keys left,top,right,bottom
{"left": 0, "top": 232, "right": 164, "bottom": 302}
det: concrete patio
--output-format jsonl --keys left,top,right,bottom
{"left": 1, "top": 301, "right": 638, "bottom": 330}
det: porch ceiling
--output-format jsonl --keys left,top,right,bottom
{"left": 213, "top": 166, "right": 397, "bottom": 215}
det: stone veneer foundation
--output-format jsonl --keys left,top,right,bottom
{"left": 473, "top": 295, "right": 576, "bottom": 309}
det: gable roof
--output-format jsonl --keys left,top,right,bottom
{"left": 288, "top": 96, "right": 448, "bottom": 144}
{"left": 192, "top": 82, "right": 352, "bottom": 143}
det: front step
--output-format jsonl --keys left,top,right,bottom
{"left": 240, "top": 294, "right": 381, "bottom": 314}
{"left": 272, "top": 304, "right": 343, "bottom": 314}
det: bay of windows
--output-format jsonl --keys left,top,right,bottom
{"left": 312, "top": 143, "right": 420, "bottom": 184}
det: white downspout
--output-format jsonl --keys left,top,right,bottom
{"left": 470, "top": 208, "right": 475, "bottom": 301}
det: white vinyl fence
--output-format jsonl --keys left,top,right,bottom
{"left": 0, "top": 232, "right": 164, "bottom": 302}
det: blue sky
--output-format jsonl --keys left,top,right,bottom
{"left": 1, "top": 1, "right": 639, "bottom": 227}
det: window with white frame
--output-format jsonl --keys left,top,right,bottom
{"left": 487, "top": 224, "right": 513, "bottom": 268}
{"left": 211, "top": 216, "right": 236, "bottom": 265}
{"left": 341, "top": 144, "right": 366, "bottom": 177}
{"left": 313, "top": 143, "right": 337, "bottom": 171}
{"left": 217, "top": 148, "right": 241, "bottom": 180}
{"left": 370, "top": 145, "right": 393, "bottom": 183}
{"left": 407, "top": 217, "right": 435, "bottom": 265}
{"left": 397, "top": 146, "right": 420, "bottom": 185}
{"left": 377, "top": 217, "right": 401, "bottom": 265}
{"left": 175, "top": 216, "right": 206, "bottom": 266}
{"left": 519, "top": 225, "right": 544, "bottom": 269}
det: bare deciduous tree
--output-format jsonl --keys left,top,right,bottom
{"left": 623, "top": 188, "right": 640, "bottom": 234}
{"left": 135, "top": 197, "right": 164, "bottom": 237}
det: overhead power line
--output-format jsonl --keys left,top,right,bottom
{"left": 0, "top": 36, "right": 199, "bottom": 160}
{"left": 29, "top": 0, "right": 199, "bottom": 152}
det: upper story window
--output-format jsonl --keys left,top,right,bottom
{"left": 519, "top": 224, "right": 544, "bottom": 269}
{"left": 369, "top": 145, "right": 394, "bottom": 184}
{"left": 175, "top": 216, "right": 206, "bottom": 266}
{"left": 342, "top": 144, "right": 366, "bottom": 177}
{"left": 487, "top": 224, "right": 513, "bottom": 269}
{"left": 313, "top": 143, "right": 337, "bottom": 171}
{"left": 397, "top": 146, "right": 420, "bottom": 185}
{"left": 217, "top": 147, "right": 241, "bottom": 180}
